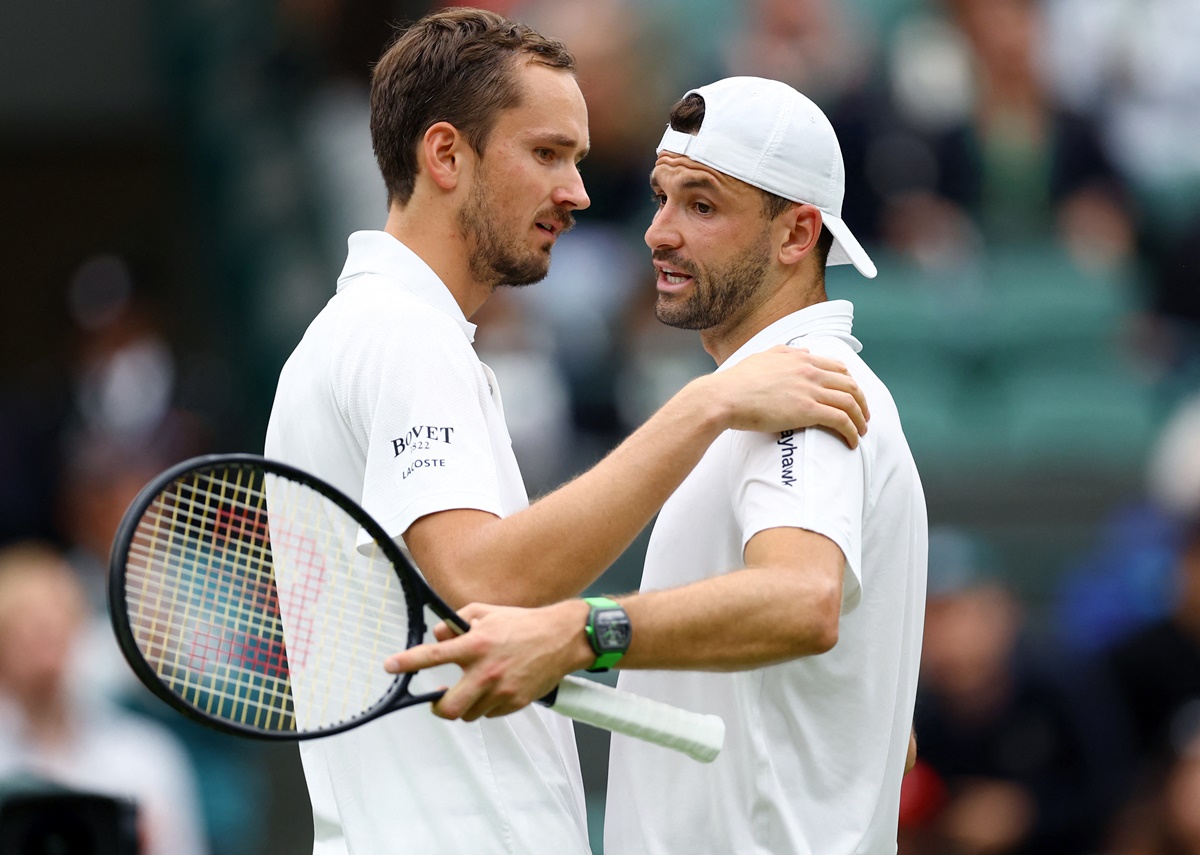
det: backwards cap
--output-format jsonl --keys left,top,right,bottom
{"left": 657, "top": 76, "right": 876, "bottom": 279}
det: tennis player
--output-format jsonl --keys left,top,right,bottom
{"left": 387, "top": 76, "right": 928, "bottom": 854}
{"left": 265, "top": 9, "right": 872, "bottom": 853}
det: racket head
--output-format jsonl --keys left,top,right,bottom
{"left": 109, "top": 453, "right": 454, "bottom": 740}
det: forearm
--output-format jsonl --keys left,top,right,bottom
{"left": 382, "top": 566, "right": 841, "bottom": 721}
{"left": 412, "top": 375, "right": 733, "bottom": 607}
{"left": 383, "top": 530, "right": 845, "bottom": 722}
{"left": 614, "top": 564, "right": 842, "bottom": 671}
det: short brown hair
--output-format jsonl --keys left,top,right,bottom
{"left": 370, "top": 8, "right": 576, "bottom": 207}
{"left": 666, "top": 93, "right": 834, "bottom": 269}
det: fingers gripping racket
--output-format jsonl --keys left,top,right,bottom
{"left": 109, "top": 454, "right": 724, "bottom": 762}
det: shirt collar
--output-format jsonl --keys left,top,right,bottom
{"left": 719, "top": 299, "right": 861, "bottom": 372}
{"left": 337, "top": 230, "right": 477, "bottom": 342}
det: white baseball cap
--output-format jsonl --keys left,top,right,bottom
{"left": 656, "top": 76, "right": 877, "bottom": 279}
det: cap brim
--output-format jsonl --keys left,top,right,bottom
{"left": 823, "top": 214, "right": 877, "bottom": 279}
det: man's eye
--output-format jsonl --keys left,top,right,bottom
{"left": 650, "top": 193, "right": 666, "bottom": 207}
{"left": 536, "top": 148, "right": 555, "bottom": 162}
{"left": 695, "top": 202, "right": 712, "bottom": 214}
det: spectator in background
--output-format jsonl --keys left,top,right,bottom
{"left": 903, "top": 527, "right": 1133, "bottom": 855}
{"left": 1042, "top": 0, "right": 1200, "bottom": 208}
{"left": 0, "top": 542, "right": 207, "bottom": 855}
{"left": 1108, "top": 724, "right": 1200, "bottom": 855}
{"left": 1053, "top": 393, "right": 1200, "bottom": 657}
{"left": 719, "top": 0, "right": 875, "bottom": 110}
{"left": 1107, "top": 517, "right": 1200, "bottom": 779}
{"left": 53, "top": 256, "right": 213, "bottom": 692}
{"left": 1157, "top": 733, "right": 1200, "bottom": 855}
{"left": 933, "top": 0, "right": 1134, "bottom": 263}
{"left": 861, "top": 0, "right": 1134, "bottom": 270}
{"left": 1139, "top": 214, "right": 1200, "bottom": 406}
{"left": 0, "top": 251, "right": 161, "bottom": 550}
{"left": 1041, "top": 0, "right": 1200, "bottom": 396}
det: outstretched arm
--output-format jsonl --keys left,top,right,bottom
{"left": 385, "top": 526, "right": 845, "bottom": 720}
{"left": 405, "top": 347, "right": 866, "bottom": 608}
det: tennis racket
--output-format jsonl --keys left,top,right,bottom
{"left": 108, "top": 454, "right": 724, "bottom": 762}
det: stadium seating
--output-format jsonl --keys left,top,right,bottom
{"left": 831, "top": 242, "right": 1159, "bottom": 477}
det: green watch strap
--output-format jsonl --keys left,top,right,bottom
{"left": 588, "top": 650, "right": 624, "bottom": 672}
{"left": 583, "top": 596, "right": 629, "bottom": 672}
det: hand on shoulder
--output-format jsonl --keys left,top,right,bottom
{"left": 702, "top": 345, "right": 869, "bottom": 446}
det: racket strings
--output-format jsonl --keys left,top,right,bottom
{"left": 123, "top": 465, "right": 412, "bottom": 734}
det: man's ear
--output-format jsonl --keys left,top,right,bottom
{"left": 778, "top": 204, "right": 823, "bottom": 266}
{"left": 421, "top": 121, "right": 470, "bottom": 192}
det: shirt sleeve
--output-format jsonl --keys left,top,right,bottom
{"left": 340, "top": 304, "right": 504, "bottom": 540}
{"left": 729, "top": 423, "right": 865, "bottom": 614}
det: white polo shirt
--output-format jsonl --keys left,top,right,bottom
{"left": 606, "top": 300, "right": 927, "bottom": 855}
{"left": 265, "top": 230, "right": 590, "bottom": 855}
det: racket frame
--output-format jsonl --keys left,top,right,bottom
{"left": 108, "top": 453, "right": 460, "bottom": 740}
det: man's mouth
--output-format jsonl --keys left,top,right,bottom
{"left": 654, "top": 262, "right": 695, "bottom": 293}
{"left": 535, "top": 210, "right": 575, "bottom": 238}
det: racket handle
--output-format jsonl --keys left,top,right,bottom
{"left": 549, "top": 675, "right": 724, "bottom": 763}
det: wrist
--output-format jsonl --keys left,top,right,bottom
{"left": 675, "top": 375, "right": 733, "bottom": 435}
{"left": 558, "top": 599, "right": 598, "bottom": 673}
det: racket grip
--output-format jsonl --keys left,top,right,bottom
{"left": 550, "top": 675, "right": 725, "bottom": 763}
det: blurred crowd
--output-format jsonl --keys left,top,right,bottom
{"left": 2, "top": 0, "right": 1200, "bottom": 852}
